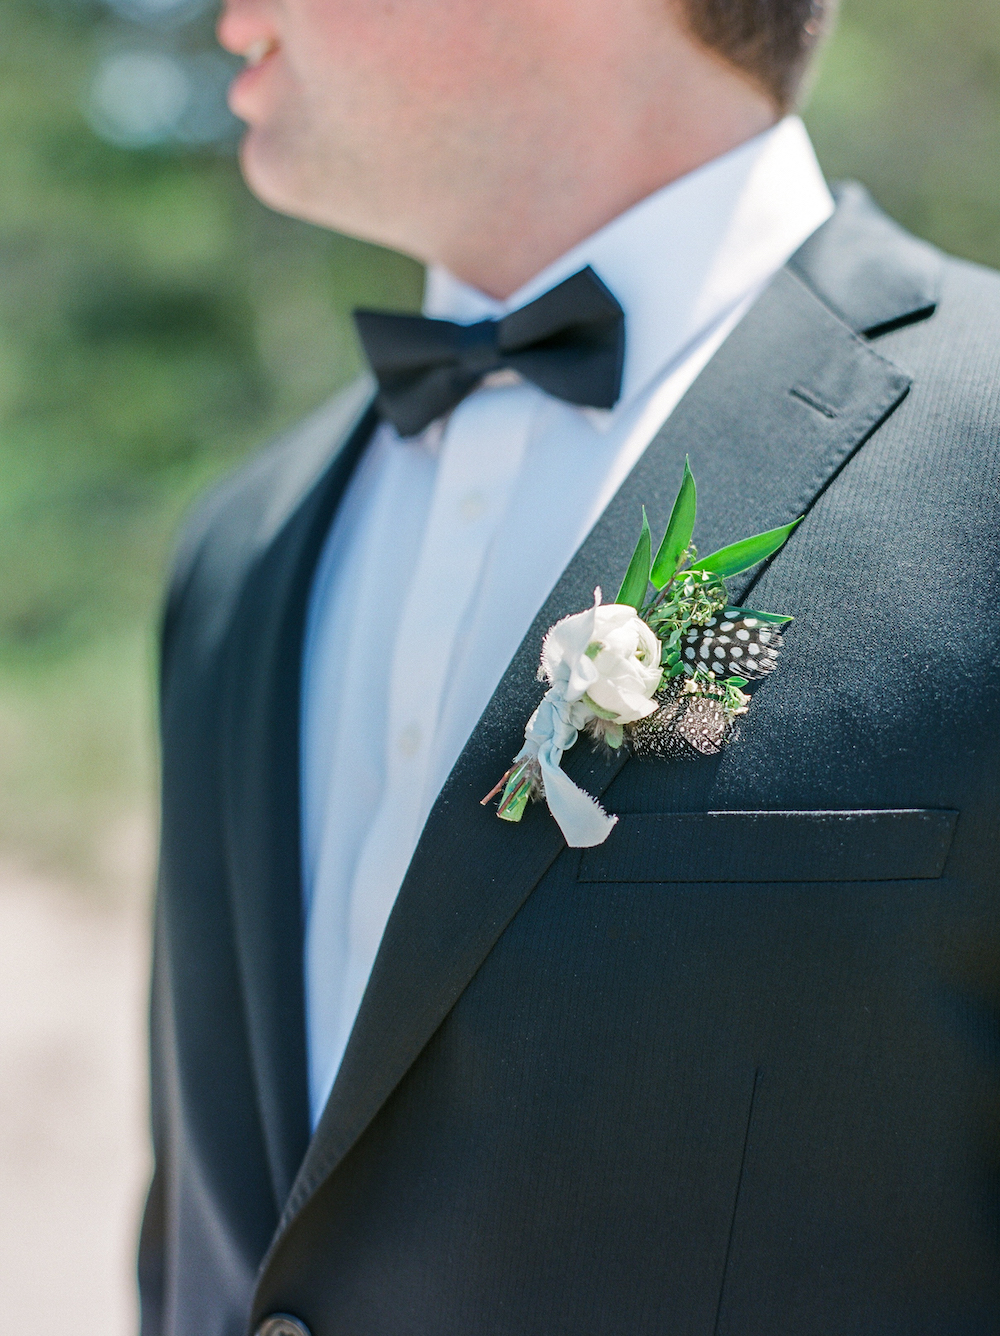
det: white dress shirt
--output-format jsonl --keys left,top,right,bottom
{"left": 301, "top": 116, "right": 834, "bottom": 1127}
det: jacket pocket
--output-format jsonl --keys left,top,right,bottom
{"left": 578, "top": 809, "right": 958, "bottom": 884}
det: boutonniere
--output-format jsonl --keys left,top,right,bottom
{"left": 482, "top": 460, "right": 799, "bottom": 847}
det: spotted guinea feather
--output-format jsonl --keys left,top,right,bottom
{"left": 629, "top": 685, "right": 735, "bottom": 760}
{"left": 680, "top": 615, "right": 783, "bottom": 680}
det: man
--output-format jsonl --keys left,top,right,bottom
{"left": 139, "top": 0, "right": 1000, "bottom": 1331}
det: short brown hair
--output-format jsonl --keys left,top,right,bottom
{"left": 678, "top": 0, "right": 838, "bottom": 111}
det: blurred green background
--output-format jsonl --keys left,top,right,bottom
{"left": 2, "top": 0, "right": 998, "bottom": 886}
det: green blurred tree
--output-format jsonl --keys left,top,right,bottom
{"left": 806, "top": 0, "right": 1000, "bottom": 270}
{"left": 1, "top": 0, "right": 422, "bottom": 659}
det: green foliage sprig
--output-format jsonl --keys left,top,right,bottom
{"left": 615, "top": 458, "right": 798, "bottom": 701}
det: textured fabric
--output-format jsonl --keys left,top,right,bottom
{"left": 300, "top": 116, "right": 833, "bottom": 1127}
{"left": 354, "top": 266, "right": 626, "bottom": 435}
{"left": 141, "top": 188, "right": 1000, "bottom": 1336}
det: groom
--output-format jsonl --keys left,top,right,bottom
{"left": 140, "top": 0, "right": 1000, "bottom": 1332}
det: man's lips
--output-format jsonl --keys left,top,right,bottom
{"left": 227, "top": 38, "right": 280, "bottom": 116}
{"left": 244, "top": 37, "right": 278, "bottom": 66}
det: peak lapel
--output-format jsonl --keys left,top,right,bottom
{"left": 790, "top": 182, "right": 940, "bottom": 337}
{"left": 259, "top": 213, "right": 923, "bottom": 1280}
{"left": 219, "top": 382, "right": 377, "bottom": 1213}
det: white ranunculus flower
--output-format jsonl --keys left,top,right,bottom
{"left": 540, "top": 588, "right": 662, "bottom": 725}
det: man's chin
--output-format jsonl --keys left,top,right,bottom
{"left": 235, "top": 125, "right": 425, "bottom": 256}
{"left": 236, "top": 128, "right": 368, "bottom": 235}
{"left": 236, "top": 129, "right": 312, "bottom": 220}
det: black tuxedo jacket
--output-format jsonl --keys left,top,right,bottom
{"left": 139, "top": 187, "right": 1000, "bottom": 1336}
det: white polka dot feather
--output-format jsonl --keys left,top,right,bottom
{"left": 681, "top": 616, "right": 784, "bottom": 679}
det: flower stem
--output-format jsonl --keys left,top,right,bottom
{"left": 481, "top": 766, "right": 515, "bottom": 806}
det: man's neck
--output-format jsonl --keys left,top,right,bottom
{"left": 429, "top": 98, "right": 779, "bottom": 300}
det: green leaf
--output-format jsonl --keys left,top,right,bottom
{"left": 497, "top": 780, "right": 531, "bottom": 822}
{"left": 650, "top": 457, "right": 697, "bottom": 588}
{"left": 723, "top": 606, "right": 795, "bottom": 625}
{"left": 616, "top": 506, "right": 652, "bottom": 608}
{"left": 691, "top": 518, "right": 802, "bottom": 579}
{"left": 497, "top": 762, "right": 534, "bottom": 822}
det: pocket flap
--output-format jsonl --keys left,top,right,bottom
{"left": 578, "top": 810, "right": 959, "bottom": 884}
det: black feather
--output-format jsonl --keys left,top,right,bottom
{"left": 680, "top": 615, "right": 784, "bottom": 680}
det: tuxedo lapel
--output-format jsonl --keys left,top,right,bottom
{"left": 261, "top": 204, "right": 929, "bottom": 1272}
{"left": 219, "top": 381, "right": 377, "bottom": 1213}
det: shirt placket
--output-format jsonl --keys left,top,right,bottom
{"left": 332, "top": 384, "right": 537, "bottom": 1066}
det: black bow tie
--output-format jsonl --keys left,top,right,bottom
{"left": 353, "top": 266, "right": 625, "bottom": 437}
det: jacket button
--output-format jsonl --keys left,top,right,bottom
{"left": 254, "top": 1317, "right": 311, "bottom": 1336}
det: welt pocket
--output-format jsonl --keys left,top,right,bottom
{"left": 578, "top": 810, "right": 959, "bottom": 884}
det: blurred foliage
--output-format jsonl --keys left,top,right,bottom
{"left": 805, "top": 0, "right": 1000, "bottom": 270}
{"left": 1, "top": 0, "right": 421, "bottom": 666}
{"left": 1, "top": 0, "right": 421, "bottom": 877}
{"left": 0, "top": 0, "right": 997, "bottom": 880}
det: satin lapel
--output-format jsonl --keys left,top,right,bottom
{"left": 260, "top": 261, "right": 914, "bottom": 1269}
{"left": 220, "top": 382, "right": 377, "bottom": 1213}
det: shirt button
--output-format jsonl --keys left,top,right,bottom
{"left": 397, "top": 723, "right": 422, "bottom": 757}
{"left": 459, "top": 489, "right": 486, "bottom": 522}
{"left": 254, "top": 1317, "right": 311, "bottom": 1336}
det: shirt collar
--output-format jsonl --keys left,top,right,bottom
{"left": 423, "top": 116, "right": 834, "bottom": 412}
